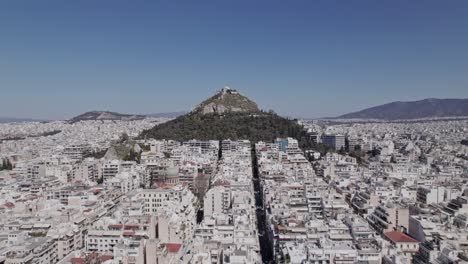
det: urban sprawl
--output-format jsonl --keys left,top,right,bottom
{"left": 0, "top": 117, "right": 467, "bottom": 264}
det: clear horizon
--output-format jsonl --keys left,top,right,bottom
{"left": 1, "top": 0, "right": 467, "bottom": 119}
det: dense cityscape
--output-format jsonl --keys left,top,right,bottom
{"left": 2, "top": 1, "right": 468, "bottom": 263}
{"left": 0, "top": 88, "right": 467, "bottom": 264}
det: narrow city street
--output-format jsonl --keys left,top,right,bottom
{"left": 252, "top": 146, "right": 274, "bottom": 263}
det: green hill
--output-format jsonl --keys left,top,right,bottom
{"left": 140, "top": 111, "right": 306, "bottom": 143}
{"left": 139, "top": 87, "right": 323, "bottom": 149}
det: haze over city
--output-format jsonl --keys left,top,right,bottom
{"left": 1, "top": 0, "right": 468, "bottom": 119}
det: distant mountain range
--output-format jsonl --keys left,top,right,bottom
{"left": 337, "top": 98, "right": 468, "bottom": 120}
{"left": 5, "top": 97, "right": 467, "bottom": 124}
{"left": 69, "top": 111, "right": 146, "bottom": 123}
{"left": 146, "top": 111, "right": 187, "bottom": 118}
{"left": 0, "top": 111, "right": 187, "bottom": 124}
{"left": 69, "top": 111, "right": 186, "bottom": 122}
{"left": 0, "top": 117, "right": 46, "bottom": 123}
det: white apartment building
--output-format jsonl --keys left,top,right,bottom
{"left": 47, "top": 224, "right": 83, "bottom": 260}
{"left": 204, "top": 186, "right": 231, "bottom": 218}
{"left": 102, "top": 160, "right": 120, "bottom": 181}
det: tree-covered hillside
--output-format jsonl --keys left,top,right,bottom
{"left": 140, "top": 112, "right": 309, "bottom": 145}
{"left": 140, "top": 88, "right": 333, "bottom": 153}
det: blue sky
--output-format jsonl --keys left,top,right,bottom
{"left": 1, "top": 0, "right": 467, "bottom": 119}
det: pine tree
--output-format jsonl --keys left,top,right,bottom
{"left": 6, "top": 159, "right": 13, "bottom": 170}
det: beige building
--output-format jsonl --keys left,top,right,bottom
{"left": 367, "top": 202, "right": 409, "bottom": 234}
{"left": 384, "top": 231, "right": 419, "bottom": 264}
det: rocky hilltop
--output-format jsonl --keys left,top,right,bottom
{"left": 191, "top": 87, "right": 260, "bottom": 115}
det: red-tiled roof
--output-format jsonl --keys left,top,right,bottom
{"left": 213, "top": 180, "right": 230, "bottom": 187}
{"left": 165, "top": 243, "right": 182, "bottom": 253}
{"left": 70, "top": 258, "right": 86, "bottom": 264}
{"left": 153, "top": 182, "right": 168, "bottom": 188}
{"left": 277, "top": 225, "right": 287, "bottom": 231}
{"left": 4, "top": 202, "right": 15, "bottom": 209}
{"left": 123, "top": 231, "right": 135, "bottom": 236}
{"left": 384, "top": 231, "right": 418, "bottom": 243}
{"left": 109, "top": 224, "right": 123, "bottom": 229}
{"left": 100, "top": 255, "right": 113, "bottom": 261}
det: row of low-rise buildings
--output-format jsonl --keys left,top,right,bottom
{"left": 302, "top": 118, "right": 468, "bottom": 264}
{"left": 1, "top": 115, "right": 468, "bottom": 263}
{"left": 0, "top": 117, "right": 222, "bottom": 263}
{"left": 192, "top": 140, "right": 262, "bottom": 264}
{"left": 256, "top": 137, "right": 383, "bottom": 264}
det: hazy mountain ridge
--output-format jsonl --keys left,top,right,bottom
{"left": 338, "top": 98, "right": 468, "bottom": 120}
{"left": 146, "top": 111, "right": 187, "bottom": 118}
{"left": 70, "top": 111, "right": 146, "bottom": 122}
{"left": 0, "top": 117, "right": 47, "bottom": 123}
